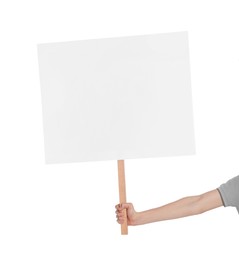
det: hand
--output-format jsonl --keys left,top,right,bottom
{"left": 115, "top": 203, "right": 138, "bottom": 226}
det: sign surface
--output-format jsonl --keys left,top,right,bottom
{"left": 38, "top": 32, "right": 195, "bottom": 163}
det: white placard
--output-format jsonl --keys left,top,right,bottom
{"left": 38, "top": 32, "right": 195, "bottom": 163}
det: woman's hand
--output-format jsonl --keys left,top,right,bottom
{"left": 115, "top": 203, "right": 138, "bottom": 226}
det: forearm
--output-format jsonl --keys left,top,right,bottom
{"left": 133, "top": 190, "right": 223, "bottom": 225}
{"left": 133, "top": 196, "right": 199, "bottom": 225}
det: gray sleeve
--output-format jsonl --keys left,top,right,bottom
{"left": 218, "top": 175, "right": 239, "bottom": 214}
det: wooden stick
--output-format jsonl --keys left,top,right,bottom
{"left": 117, "top": 160, "right": 128, "bottom": 235}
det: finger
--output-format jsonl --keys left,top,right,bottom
{"left": 117, "top": 212, "right": 124, "bottom": 218}
{"left": 116, "top": 215, "right": 124, "bottom": 223}
{"left": 116, "top": 211, "right": 125, "bottom": 218}
{"left": 120, "top": 203, "right": 131, "bottom": 210}
{"left": 117, "top": 218, "right": 124, "bottom": 224}
{"left": 115, "top": 210, "right": 123, "bottom": 218}
{"left": 115, "top": 204, "right": 121, "bottom": 209}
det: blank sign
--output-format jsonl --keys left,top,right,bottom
{"left": 38, "top": 31, "right": 195, "bottom": 163}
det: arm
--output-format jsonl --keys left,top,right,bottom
{"left": 115, "top": 189, "right": 223, "bottom": 226}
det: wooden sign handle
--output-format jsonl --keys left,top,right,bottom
{"left": 117, "top": 160, "right": 128, "bottom": 235}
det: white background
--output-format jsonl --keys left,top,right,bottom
{"left": 0, "top": 1, "right": 238, "bottom": 259}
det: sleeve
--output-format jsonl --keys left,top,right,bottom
{"left": 218, "top": 175, "right": 239, "bottom": 214}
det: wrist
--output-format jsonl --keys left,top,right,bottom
{"left": 131, "top": 211, "right": 144, "bottom": 226}
{"left": 132, "top": 210, "right": 158, "bottom": 226}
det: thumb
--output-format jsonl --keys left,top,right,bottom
{"left": 120, "top": 203, "right": 133, "bottom": 210}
